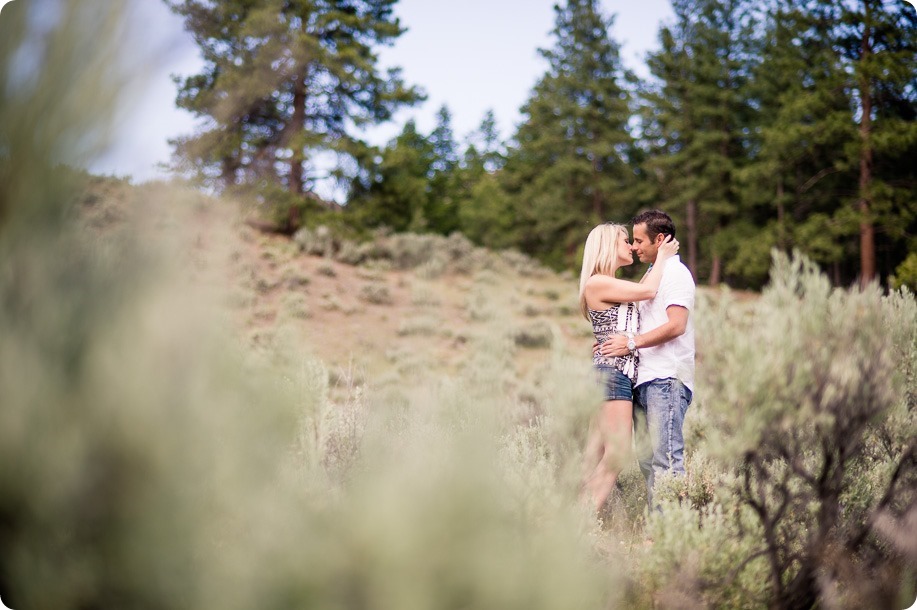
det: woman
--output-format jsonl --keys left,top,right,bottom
{"left": 578, "top": 223, "right": 678, "bottom": 513}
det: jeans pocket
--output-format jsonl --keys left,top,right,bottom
{"left": 656, "top": 378, "right": 674, "bottom": 401}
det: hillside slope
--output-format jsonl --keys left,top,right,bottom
{"left": 79, "top": 177, "right": 596, "bottom": 392}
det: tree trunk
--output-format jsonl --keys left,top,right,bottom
{"left": 779, "top": 564, "right": 819, "bottom": 610}
{"left": 221, "top": 157, "right": 237, "bottom": 188}
{"left": 686, "top": 198, "right": 698, "bottom": 278}
{"left": 285, "top": 69, "right": 308, "bottom": 233}
{"left": 858, "top": 4, "right": 876, "bottom": 288}
{"left": 289, "top": 74, "right": 307, "bottom": 197}
{"left": 776, "top": 181, "right": 786, "bottom": 250}
{"left": 710, "top": 253, "right": 721, "bottom": 286}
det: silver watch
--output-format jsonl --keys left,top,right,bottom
{"left": 626, "top": 333, "right": 636, "bottom": 354}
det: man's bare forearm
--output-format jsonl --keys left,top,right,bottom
{"left": 633, "top": 320, "right": 685, "bottom": 350}
{"left": 598, "top": 306, "right": 688, "bottom": 357}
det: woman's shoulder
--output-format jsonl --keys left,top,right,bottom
{"left": 584, "top": 274, "right": 614, "bottom": 296}
{"left": 585, "top": 273, "right": 617, "bottom": 288}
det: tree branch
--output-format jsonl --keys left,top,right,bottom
{"left": 799, "top": 167, "right": 841, "bottom": 193}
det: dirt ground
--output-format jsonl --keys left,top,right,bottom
{"left": 227, "top": 222, "right": 589, "bottom": 385}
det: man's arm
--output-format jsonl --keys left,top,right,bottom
{"left": 598, "top": 305, "right": 689, "bottom": 357}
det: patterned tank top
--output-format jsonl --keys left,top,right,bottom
{"left": 589, "top": 301, "right": 640, "bottom": 381}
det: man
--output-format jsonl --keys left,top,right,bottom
{"left": 598, "top": 210, "right": 696, "bottom": 508}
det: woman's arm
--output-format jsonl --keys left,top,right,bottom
{"left": 585, "top": 275, "right": 658, "bottom": 304}
{"left": 585, "top": 236, "right": 679, "bottom": 306}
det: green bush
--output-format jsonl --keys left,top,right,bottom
{"left": 890, "top": 251, "right": 917, "bottom": 292}
{"left": 511, "top": 321, "right": 555, "bottom": 348}
{"left": 651, "top": 251, "right": 917, "bottom": 608}
{"left": 358, "top": 282, "right": 393, "bottom": 305}
{"left": 293, "top": 225, "right": 550, "bottom": 281}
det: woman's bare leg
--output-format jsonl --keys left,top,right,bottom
{"left": 580, "top": 419, "right": 604, "bottom": 505}
{"left": 582, "top": 400, "right": 633, "bottom": 513}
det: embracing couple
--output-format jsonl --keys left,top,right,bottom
{"left": 579, "top": 209, "right": 696, "bottom": 514}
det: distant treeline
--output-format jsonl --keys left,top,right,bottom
{"left": 168, "top": 0, "right": 916, "bottom": 289}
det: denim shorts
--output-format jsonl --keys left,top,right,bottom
{"left": 595, "top": 365, "right": 634, "bottom": 401}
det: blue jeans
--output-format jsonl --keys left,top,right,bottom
{"left": 633, "top": 378, "right": 693, "bottom": 509}
{"left": 594, "top": 365, "right": 634, "bottom": 402}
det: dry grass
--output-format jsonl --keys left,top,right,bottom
{"left": 221, "top": 219, "right": 587, "bottom": 385}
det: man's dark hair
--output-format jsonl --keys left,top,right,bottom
{"left": 632, "top": 209, "right": 676, "bottom": 242}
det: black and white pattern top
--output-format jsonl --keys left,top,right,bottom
{"left": 589, "top": 301, "right": 640, "bottom": 381}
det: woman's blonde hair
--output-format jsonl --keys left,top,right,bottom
{"left": 579, "top": 223, "right": 627, "bottom": 319}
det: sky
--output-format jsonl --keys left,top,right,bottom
{"left": 89, "top": 0, "right": 675, "bottom": 197}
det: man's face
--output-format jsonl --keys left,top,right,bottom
{"left": 631, "top": 223, "right": 660, "bottom": 264}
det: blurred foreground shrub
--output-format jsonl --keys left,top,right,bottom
{"left": 0, "top": 3, "right": 620, "bottom": 608}
{"left": 630, "top": 252, "right": 917, "bottom": 608}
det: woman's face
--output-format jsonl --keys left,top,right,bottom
{"left": 615, "top": 230, "right": 634, "bottom": 267}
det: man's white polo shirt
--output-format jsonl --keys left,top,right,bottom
{"left": 635, "top": 255, "right": 696, "bottom": 392}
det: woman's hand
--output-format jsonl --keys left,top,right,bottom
{"left": 656, "top": 235, "right": 679, "bottom": 261}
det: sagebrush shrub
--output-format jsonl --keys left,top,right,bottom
{"left": 358, "top": 282, "right": 393, "bottom": 305}
{"left": 650, "top": 252, "right": 917, "bottom": 608}
{"left": 511, "top": 320, "right": 554, "bottom": 348}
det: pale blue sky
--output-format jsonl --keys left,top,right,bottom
{"left": 91, "top": 0, "right": 675, "bottom": 193}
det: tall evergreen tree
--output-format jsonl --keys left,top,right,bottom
{"left": 465, "top": 109, "right": 506, "bottom": 174}
{"left": 428, "top": 105, "right": 459, "bottom": 176}
{"left": 503, "top": 0, "right": 636, "bottom": 268}
{"left": 166, "top": 0, "right": 422, "bottom": 228}
{"left": 734, "top": 0, "right": 857, "bottom": 286}
{"left": 425, "top": 105, "right": 461, "bottom": 233}
{"left": 457, "top": 110, "right": 514, "bottom": 248}
{"left": 719, "top": 0, "right": 916, "bottom": 288}
{"left": 828, "top": 0, "right": 917, "bottom": 287}
{"left": 641, "top": 0, "right": 758, "bottom": 284}
{"left": 346, "top": 119, "right": 434, "bottom": 232}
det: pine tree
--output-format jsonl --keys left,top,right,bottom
{"left": 346, "top": 120, "right": 434, "bottom": 232}
{"left": 465, "top": 109, "right": 505, "bottom": 174}
{"left": 734, "top": 0, "right": 857, "bottom": 286}
{"left": 425, "top": 105, "right": 461, "bottom": 234}
{"left": 828, "top": 0, "right": 917, "bottom": 287}
{"left": 503, "top": 0, "right": 636, "bottom": 268}
{"left": 166, "top": 0, "right": 422, "bottom": 229}
{"left": 457, "top": 110, "right": 513, "bottom": 248}
{"left": 742, "top": 0, "right": 917, "bottom": 287}
{"left": 641, "top": 0, "right": 759, "bottom": 284}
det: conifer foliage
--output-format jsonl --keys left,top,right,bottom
{"left": 503, "top": 0, "right": 637, "bottom": 267}
{"left": 347, "top": 119, "right": 435, "bottom": 232}
{"left": 166, "top": 0, "right": 422, "bottom": 229}
{"left": 167, "top": 0, "right": 917, "bottom": 287}
{"left": 456, "top": 110, "right": 514, "bottom": 249}
{"left": 640, "top": 0, "right": 759, "bottom": 284}
{"left": 736, "top": 0, "right": 855, "bottom": 286}
{"left": 829, "top": 0, "right": 917, "bottom": 287}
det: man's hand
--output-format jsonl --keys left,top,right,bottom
{"left": 597, "top": 334, "right": 630, "bottom": 358}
